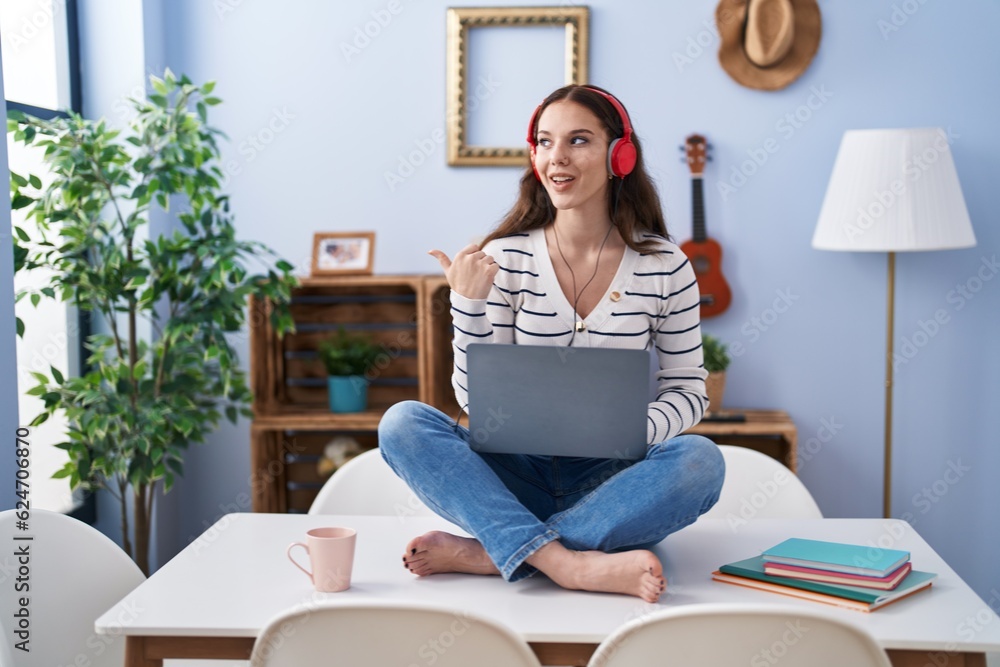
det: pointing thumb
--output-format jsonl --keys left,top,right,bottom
{"left": 428, "top": 250, "right": 451, "bottom": 271}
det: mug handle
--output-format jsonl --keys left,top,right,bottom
{"left": 287, "top": 542, "right": 313, "bottom": 582}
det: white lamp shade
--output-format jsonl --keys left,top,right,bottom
{"left": 812, "top": 128, "right": 976, "bottom": 251}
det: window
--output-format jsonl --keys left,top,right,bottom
{"left": 1, "top": 0, "right": 72, "bottom": 110}
{"left": 2, "top": 0, "right": 89, "bottom": 518}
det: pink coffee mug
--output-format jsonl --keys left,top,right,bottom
{"left": 287, "top": 527, "right": 357, "bottom": 592}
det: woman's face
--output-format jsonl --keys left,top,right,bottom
{"left": 534, "top": 100, "right": 612, "bottom": 217}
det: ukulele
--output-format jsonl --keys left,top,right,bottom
{"left": 680, "top": 134, "right": 732, "bottom": 318}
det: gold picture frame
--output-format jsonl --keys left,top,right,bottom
{"left": 311, "top": 232, "right": 376, "bottom": 276}
{"left": 446, "top": 6, "right": 590, "bottom": 167}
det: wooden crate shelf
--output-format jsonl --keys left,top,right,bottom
{"left": 249, "top": 275, "right": 453, "bottom": 513}
{"left": 250, "top": 428, "right": 380, "bottom": 513}
{"left": 421, "top": 275, "right": 461, "bottom": 417}
{"left": 252, "top": 410, "right": 386, "bottom": 431}
{"left": 251, "top": 276, "right": 424, "bottom": 417}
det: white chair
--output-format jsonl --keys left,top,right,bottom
{"left": 587, "top": 603, "right": 892, "bottom": 667}
{"left": 250, "top": 600, "right": 542, "bottom": 667}
{"left": 308, "top": 448, "right": 436, "bottom": 517}
{"left": 700, "top": 444, "right": 823, "bottom": 521}
{"left": 0, "top": 509, "right": 146, "bottom": 667}
{"left": 1, "top": 632, "right": 14, "bottom": 667}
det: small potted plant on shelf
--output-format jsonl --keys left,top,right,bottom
{"left": 318, "top": 328, "right": 383, "bottom": 413}
{"left": 702, "top": 333, "right": 731, "bottom": 415}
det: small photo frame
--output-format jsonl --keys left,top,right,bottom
{"left": 311, "top": 232, "right": 375, "bottom": 276}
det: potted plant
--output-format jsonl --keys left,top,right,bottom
{"left": 318, "top": 328, "right": 383, "bottom": 412}
{"left": 8, "top": 70, "right": 297, "bottom": 574}
{"left": 702, "top": 333, "right": 731, "bottom": 415}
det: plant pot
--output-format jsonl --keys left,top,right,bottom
{"left": 327, "top": 375, "right": 369, "bottom": 413}
{"left": 705, "top": 371, "right": 726, "bottom": 415}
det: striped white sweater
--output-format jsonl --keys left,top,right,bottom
{"left": 450, "top": 227, "right": 708, "bottom": 446}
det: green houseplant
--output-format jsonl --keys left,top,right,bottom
{"left": 8, "top": 70, "right": 296, "bottom": 574}
{"left": 318, "top": 328, "right": 383, "bottom": 412}
{"left": 702, "top": 333, "right": 731, "bottom": 415}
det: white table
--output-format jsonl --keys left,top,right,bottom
{"left": 96, "top": 514, "right": 1000, "bottom": 666}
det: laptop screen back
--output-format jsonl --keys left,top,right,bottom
{"left": 466, "top": 344, "right": 649, "bottom": 460}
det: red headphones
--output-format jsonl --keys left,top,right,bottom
{"left": 526, "top": 86, "right": 637, "bottom": 181}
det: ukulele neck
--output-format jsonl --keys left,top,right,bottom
{"left": 691, "top": 175, "right": 706, "bottom": 243}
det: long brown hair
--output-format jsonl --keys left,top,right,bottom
{"left": 481, "top": 85, "right": 669, "bottom": 252}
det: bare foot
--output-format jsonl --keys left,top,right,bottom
{"left": 530, "top": 544, "right": 666, "bottom": 603}
{"left": 402, "top": 531, "right": 500, "bottom": 577}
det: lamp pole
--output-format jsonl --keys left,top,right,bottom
{"left": 884, "top": 252, "right": 895, "bottom": 519}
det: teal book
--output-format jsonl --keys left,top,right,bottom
{"left": 762, "top": 537, "right": 909, "bottom": 577}
{"left": 717, "top": 556, "right": 936, "bottom": 611}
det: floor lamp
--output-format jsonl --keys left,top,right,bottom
{"left": 812, "top": 128, "right": 976, "bottom": 519}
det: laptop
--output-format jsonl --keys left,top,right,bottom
{"left": 466, "top": 344, "right": 649, "bottom": 460}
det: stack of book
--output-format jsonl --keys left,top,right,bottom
{"left": 712, "top": 538, "right": 937, "bottom": 612}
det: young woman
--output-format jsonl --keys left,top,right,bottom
{"left": 378, "top": 84, "right": 724, "bottom": 603}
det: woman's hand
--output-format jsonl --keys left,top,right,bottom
{"left": 429, "top": 244, "right": 499, "bottom": 300}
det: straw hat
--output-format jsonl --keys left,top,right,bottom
{"left": 716, "top": 0, "right": 822, "bottom": 91}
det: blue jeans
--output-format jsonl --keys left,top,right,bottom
{"left": 378, "top": 400, "right": 725, "bottom": 582}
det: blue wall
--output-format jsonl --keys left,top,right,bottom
{"left": 75, "top": 0, "right": 1000, "bottom": 603}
